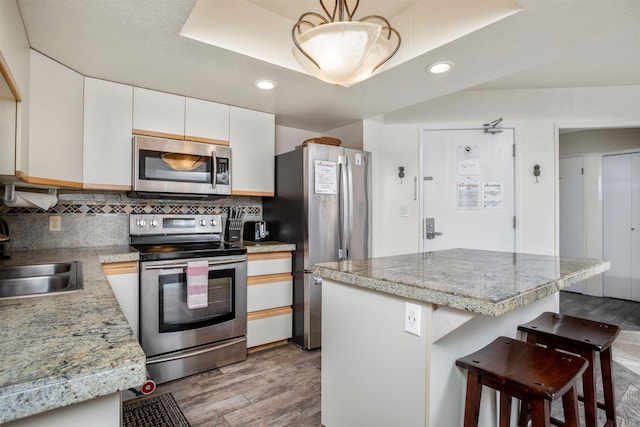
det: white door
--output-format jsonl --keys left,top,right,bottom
{"left": 420, "top": 128, "right": 515, "bottom": 252}
{"left": 603, "top": 152, "right": 640, "bottom": 301}
{"left": 559, "top": 156, "right": 584, "bottom": 292}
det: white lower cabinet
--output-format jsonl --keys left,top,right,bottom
{"left": 102, "top": 261, "right": 139, "bottom": 338}
{"left": 246, "top": 252, "right": 292, "bottom": 350}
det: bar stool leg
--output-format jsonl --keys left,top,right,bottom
{"left": 463, "top": 372, "right": 483, "bottom": 427}
{"left": 581, "top": 350, "right": 598, "bottom": 427}
{"left": 529, "top": 398, "right": 551, "bottom": 427}
{"left": 499, "top": 392, "right": 511, "bottom": 427}
{"left": 600, "top": 347, "right": 617, "bottom": 426}
{"left": 561, "top": 386, "right": 580, "bottom": 427}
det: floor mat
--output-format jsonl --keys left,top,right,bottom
{"left": 123, "top": 393, "right": 191, "bottom": 427}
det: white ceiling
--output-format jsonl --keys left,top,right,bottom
{"left": 16, "top": 0, "right": 640, "bottom": 132}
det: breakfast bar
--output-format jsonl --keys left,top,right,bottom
{"left": 313, "top": 248, "right": 610, "bottom": 427}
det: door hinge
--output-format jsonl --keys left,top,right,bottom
{"left": 512, "top": 144, "right": 516, "bottom": 157}
{"left": 513, "top": 216, "right": 516, "bottom": 229}
{"left": 581, "top": 167, "right": 584, "bottom": 175}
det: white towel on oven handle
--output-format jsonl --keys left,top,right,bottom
{"left": 186, "top": 260, "right": 209, "bottom": 309}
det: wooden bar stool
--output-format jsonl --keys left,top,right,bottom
{"left": 456, "top": 336, "right": 588, "bottom": 427}
{"left": 518, "top": 312, "right": 620, "bottom": 427}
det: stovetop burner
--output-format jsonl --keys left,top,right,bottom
{"left": 131, "top": 241, "right": 246, "bottom": 261}
{"left": 129, "top": 213, "right": 246, "bottom": 261}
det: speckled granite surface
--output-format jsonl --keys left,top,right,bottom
{"left": 243, "top": 241, "right": 295, "bottom": 253}
{"left": 0, "top": 247, "right": 146, "bottom": 423}
{"left": 313, "top": 248, "right": 610, "bottom": 316}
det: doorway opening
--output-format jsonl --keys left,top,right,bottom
{"left": 557, "top": 125, "right": 640, "bottom": 299}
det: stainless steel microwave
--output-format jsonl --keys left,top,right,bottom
{"left": 132, "top": 135, "right": 231, "bottom": 197}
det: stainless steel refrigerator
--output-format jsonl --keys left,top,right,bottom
{"left": 264, "top": 143, "right": 372, "bottom": 350}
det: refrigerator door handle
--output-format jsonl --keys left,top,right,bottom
{"left": 345, "top": 154, "right": 354, "bottom": 259}
{"left": 339, "top": 155, "right": 348, "bottom": 259}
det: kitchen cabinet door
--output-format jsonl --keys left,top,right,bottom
{"left": 25, "top": 50, "right": 83, "bottom": 188}
{"left": 83, "top": 78, "right": 133, "bottom": 190}
{"left": 185, "top": 97, "right": 229, "bottom": 145}
{"left": 229, "top": 106, "right": 275, "bottom": 196}
{"left": 132, "top": 87, "right": 185, "bottom": 140}
{"left": 102, "top": 261, "right": 139, "bottom": 338}
{"left": 246, "top": 251, "right": 293, "bottom": 350}
{"left": 0, "top": 99, "right": 16, "bottom": 175}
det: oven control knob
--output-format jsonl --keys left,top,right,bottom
{"left": 199, "top": 219, "right": 207, "bottom": 226}
{"left": 136, "top": 219, "right": 146, "bottom": 227}
{"left": 149, "top": 219, "right": 158, "bottom": 227}
{"left": 210, "top": 218, "right": 217, "bottom": 226}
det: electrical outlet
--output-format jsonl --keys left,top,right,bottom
{"left": 49, "top": 215, "right": 61, "bottom": 232}
{"left": 405, "top": 302, "right": 421, "bottom": 336}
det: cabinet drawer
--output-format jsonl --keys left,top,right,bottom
{"left": 247, "top": 252, "right": 292, "bottom": 276}
{"left": 247, "top": 307, "right": 292, "bottom": 348}
{"left": 247, "top": 273, "right": 293, "bottom": 312}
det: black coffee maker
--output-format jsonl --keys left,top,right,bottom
{"left": 0, "top": 218, "right": 9, "bottom": 259}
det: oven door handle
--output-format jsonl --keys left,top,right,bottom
{"left": 143, "top": 257, "right": 246, "bottom": 270}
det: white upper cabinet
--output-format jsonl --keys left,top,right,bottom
{"left": 132, "top": 87, "right": 230, "bottom": 145}
{"left": 26, "top": 50, "right": 83, "bottom": 188}
{"left": 185, "top": 97, "right": 229, "bottom": 145}
{"left": 0, "top": 0, "right": 28, "bottom": 101}
{"left": 83, "top": 78, "right": 133, "bottom": 190}
{"left": 132, "top": 87, "right": 185, "bottom": 140}
{"left": 229, "top": 106, "right": 275, "bottom": 196}
{"left": 0, "top": 99, "right": 16, "bottom": 175}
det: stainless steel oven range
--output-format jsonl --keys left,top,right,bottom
{"left": 130, "top": 213, "right": 247, "bottom": 384}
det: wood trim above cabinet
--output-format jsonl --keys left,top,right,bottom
{"left": 232, "top": 190, "right": 275, "bottom": 197}
{"left": 184, "top": 135, "right": 230, "bottom": 146}
{"left": 83, "top": 183, "right": 132, "bottom": 191}
{"left": 247, "top": 306, "right": 292, "bottom": 321}
{"left": 132, "top": 128, "right": 184, "bottom": 141}
{"left": 0, "top": 51, "right": 22, "bottom": 102}
{"left": 17, "top": 173, "right": 83, "bottom": 189}
{"left": 101, "top": 261, "right": 139, "bottom": 275}
{"left": 247, "top": 273, "right": 292, "bottom": 286}
{"left": 247, "top": 251, "right": 291, "bottom": 262}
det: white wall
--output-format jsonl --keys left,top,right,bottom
{"left": 274, "top": 125, "right": 319, "bottom": 155}
{"left": 324, "top": 121, "right": 364, "bottom": 150}
{"left": 369, "top": 85, "right": 640, "bottom": 256}
{"left": 364, "top": 117, "right": 421, "bottom": 257}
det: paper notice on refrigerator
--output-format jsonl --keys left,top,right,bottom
{"left": 314, "top": 160, "right": 337, "bottom": 194}
{"left": 482, "top": 181, "right": 504, "bottom": 208}
{"left": 457, "top": 180, "right": 480, "bottom": 210}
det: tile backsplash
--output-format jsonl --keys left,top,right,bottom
{"left": 0, "top": 189, "right": 262, "bottom": 251}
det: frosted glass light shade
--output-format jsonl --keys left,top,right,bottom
{"left": 293, "top": 21, "right": 394, "bottom": 87}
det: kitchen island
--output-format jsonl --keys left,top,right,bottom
{"left": 313, "top": 248, "right": 610, "bottom": 427}
{"left": 0, "top": 247, "right": 146, "bottom": 426}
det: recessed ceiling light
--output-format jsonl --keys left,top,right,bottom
{"left": 254, "top": 80, "right": 277, "bottom": 90}
{"left": 426, "top": 61, "right": 454, "bottom": 74}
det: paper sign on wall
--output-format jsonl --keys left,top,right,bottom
{"left": 457, "top": 180, "right": 480, "bottom": 209}
{"left": 457, "top": 145, "right": 480, "bottom": 175}
{"left": 314, "top": 160, "right": 337, "bottom": 194}
{"left": 482, "top": 182, "right": 503, "bottom": 208}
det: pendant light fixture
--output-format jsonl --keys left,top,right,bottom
{"left": 292, "top": 0, "right": 401, "bottom": 87}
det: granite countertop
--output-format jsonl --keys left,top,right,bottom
{"left": 243, "top": 241, "right": 296, "bottom": 253}
{"left": 0, "top": 246, "right": 146, "bottom": 423}
{"left": 313, "top": 248, "right": 610, "bottom": 316}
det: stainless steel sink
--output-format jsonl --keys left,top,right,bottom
{"left": 0, "top": 261, "right": 83, "bottom": 299}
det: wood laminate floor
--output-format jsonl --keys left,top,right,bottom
{"left": 155, "top": 343, "right": 322, "bottom": 427}
{"left": 153, "top": 292, "right": 640, "bottom": 426}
